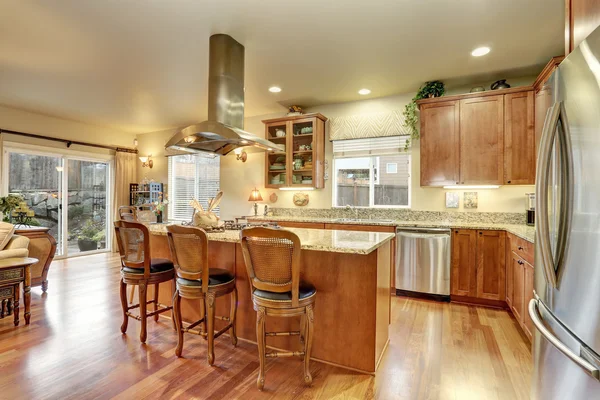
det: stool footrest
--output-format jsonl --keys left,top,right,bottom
{"left": 266, "top": 351, "right": 305, "bottom": 358}
{"left": 126, "top": 305, "right": 172, "bottom": 321}
{"left": 266, "top": 331, "right": 301, "bottom": 337}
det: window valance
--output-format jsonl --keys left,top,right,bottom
{"left": 329, "top": 110, "right": 408, "bottom": 141}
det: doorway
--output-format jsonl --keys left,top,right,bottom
{"left": 2, "top": 146, "right": 113, "bottom": 258}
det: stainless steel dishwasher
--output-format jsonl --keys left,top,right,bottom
{"left": 395, "top": 227, "right": 451, "bottom": 300}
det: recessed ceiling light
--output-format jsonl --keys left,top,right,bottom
{"left": 471, "top": 47, "right": 491, "bottom": 57}
{"left": 268, "top": 86, "right": 282, "bottom": 93}
{"left": 358, "top": 88, "right": 371, "bottom": 95}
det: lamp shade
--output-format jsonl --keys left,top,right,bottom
{"left": 248, "top": 188, "right": 263, "bottom": 202}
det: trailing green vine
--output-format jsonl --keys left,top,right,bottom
{"left": 403, "top": 80, "right": 445, "bottom": 149}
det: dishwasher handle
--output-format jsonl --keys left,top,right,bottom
{"left": 396, "top": 227, "right": 451, "bottom": 235}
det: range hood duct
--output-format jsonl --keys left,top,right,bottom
{"left": 166, "top": 34, "right": 281, "bottom": 156}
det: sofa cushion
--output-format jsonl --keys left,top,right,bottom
{"left": 0, "top": 222, "right": 15, "bottom": 251}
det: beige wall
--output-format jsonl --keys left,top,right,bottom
{"left": 136, "top": 77, "right": 537, "bottom": 220}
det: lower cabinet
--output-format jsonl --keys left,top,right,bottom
{"left": 451, "top": 229, "right": 505, "bottom": 302}
{"left": 506, "top": 233, "right": 534, "bottom": 342}
{"left": 275, "top": 221, "right": 325, "bottom": 229}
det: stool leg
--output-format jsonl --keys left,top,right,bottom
{"left": 303, "top": 305, "right": 314, "bottom": 385}
{"left": 139, "top": 283, "right": 148, "bottom": 343}
{"left": 153, "top": 283, "right": 160, "bottom": 322}
{"left": 256, "top": 306, "right": 266, "bottom": 390}
{"left": 1, "top": 299, "right": 5, "bottom": 318}
{"left": 206, "top": 292, "right": 216, "bottom": 365}
{"left": 300, "top": 314, "right": 306, "bottom": 345}
{"left": 201, "top": 298, "right": 207, "bottom": 335}
{"left": 230, "top": 287, "right": 238, "bottom": 346}
{"left": 173, "top": 289, "right": 184, "bottom": 357}
{"left": 13, "top": 284, "right": 20, "bottom": 326}
{"left": 128, "top": 286, "right": 135, "bottom": 304}
{"left": 119, "top": 279, "right": 128, "bottom": 334}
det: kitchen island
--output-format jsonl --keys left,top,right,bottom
{"left": 147, "top": 224, "right": 394, "bottom": 374}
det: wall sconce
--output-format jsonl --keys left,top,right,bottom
{"left": 139, "top": 154, "right": 153, "bottom": 168}
{"left": 234, "top": 147, "right": 247, "bottom": 162}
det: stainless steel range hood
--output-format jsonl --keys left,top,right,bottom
{"left": 166, "top": 34, "right": 282, "bottom": 156}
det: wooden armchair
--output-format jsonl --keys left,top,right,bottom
{"left": 240, "top": 227, "right": 316, "bottom": 390}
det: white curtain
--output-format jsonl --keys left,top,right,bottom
{"left": 112, "top": 150, "right": 137, "bottom": 251}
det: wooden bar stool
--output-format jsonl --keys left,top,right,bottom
{"left": 166, "top": 225, "right": 237, "bottom": 365}
{"left": 114, "top": 221, "right": 174, "bottom": 343}
{"left": 240, "top": 227, "right": 316, "bottom": 390}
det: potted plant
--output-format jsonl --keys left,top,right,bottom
{"left": 77, "top": 220, "right": 102, "bottom": 251}
{"left": 403, "top": 80, "right": 445, "bottom": 148}
{"left": 151, "top": 192, "right": 169, "bottom": 223}
{"left": 0, "top": 194, "right": 25, "bottom": 222}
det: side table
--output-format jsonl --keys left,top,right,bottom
{"left": 0, "top": 257, "right": 38, "bottom": 326}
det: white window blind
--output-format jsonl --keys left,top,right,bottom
{"left": 168, "top": 154, "right": 220, "bottom": 221}
{"left": 332, "top": 136, "right": 410, "bottom": 158}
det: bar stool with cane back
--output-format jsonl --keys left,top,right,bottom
{"left": 114, "top": 221, "right": 174, "bottom": 343}
{"left": 240, "top": 227, "right": 316, "bottom": 390}
{"left": 166, "top": 225, "right": 237, "bottom": 365}
{"left": 118, "top": 206, "right": 137, "bottom": 222}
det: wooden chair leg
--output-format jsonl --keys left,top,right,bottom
{"left": 1, "top": 299, "right": 5, "bottom": 318}
{"left": 300, "top": 314, "right": 306, "bottom": 345}
{"left": 173, "top": 290, "right": 184, "bottom": 357}
{"left": 206, "top": 292, "right": 216, "bottom": 365}
{"left": 256, "top": 306, "right": 266, "bottom": 390}
{"left": 128, "top": 285, "right": 135, "bottom": 304}
{"left": 13, "top": 284, "right": 20, "bottom": 326}
{"left": 230, "top": 287, "right": 238, "bottom": 346}
{"left": 119, "top": 279, "right": 128, "bottom": 334}
{"left": 153, "top": 283, "right": 160, "bottom": 322}
{"left": 303, "top": 305, "right": 314, "bottom": 385}
{"left": 200, "top": 298, "right": 207, "bottom": 335}
{"left": 139, "top": 283, "right": 148, "bottom": 343}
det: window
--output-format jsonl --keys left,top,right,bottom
{"left": 168, "top": 154, "right": 220, "bottom": 221}
{"left": 332, "top": 137, "right": 410, "bottom": 208}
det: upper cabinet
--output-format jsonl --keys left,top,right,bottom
{"left": 504, "top": 91, "right": 535, "bottom": 184}
{"left": 263, "top": 113, "right": 327, "bottom": 189}
{"left": 565, "top": 0, "right": 600, "bottom": 55}
{"left": 459, "top": 95, "right": 504, "bottom": 185}
{"left": 417, "top": 88, "right": 535, "bottom": 187}
{"left": 533, "top": 57, "right": 563, "bottom": 161}
{"left": 419, "top": 101, "right": 460, "bottom": 186}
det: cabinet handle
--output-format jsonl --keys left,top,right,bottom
{"left": 518, "top": 246, "right": 524, "bottom": 250}
{"left": 456, "top": 181, "right": 459, "bottom": 184}
{"left": 518, "top": 260, "right": 524, "bottom": 265}
{"left": 479, "top": 231, "right": 482, "bottom": 235}
{"left": 508, "top": 180, "right": 512, "bottom": 184}
{"left": 455, "top": 230, "right": 458, "bottom": 234}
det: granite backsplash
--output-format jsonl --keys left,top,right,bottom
{"left": 268, "top": 208, "right": 526, "bottom": 225}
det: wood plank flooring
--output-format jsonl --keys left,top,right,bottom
{"left": 0, "top": 253, "right": 533, "bottom": 399}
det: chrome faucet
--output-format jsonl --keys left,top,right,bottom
{"left": 345, "top": 204, "right": 359, "bottom": 219}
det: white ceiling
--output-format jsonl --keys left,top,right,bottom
{"left": 0, "top": 0, "right": 564, "bottom": 134}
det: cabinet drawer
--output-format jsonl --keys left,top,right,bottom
{"left": 509, "top": 234, "right": 534, "bottom": 265}
{"left": 324, "top": 224, "right": 395, "bottom": 233}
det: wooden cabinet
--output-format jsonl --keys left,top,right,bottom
{"left": 476, "top": 230, "right": 506, "bottom": 300}
{"left": 417, "top": 88, "right": 535, "bottom": 187}
{"left": 565, "top": 0, "right": 600, "bottom": 54}
{"left": 451, "top": 229, "right": 478, "bottom": 297}
{"left": 504, "top": 91, "right": 535, "bottom": 184}
{"left": 506, "top": 232, "right": 534, "bottom": 342}
{"left": 263, "top": 113, "right": 327, "bottom": 189}
{"left": 533, "top": 57, "right": 563, "bottom": 163}
{"left": 275, "top": 221, "right": 325, "bottom": 229}
{"left": 420, "top": 101, "right": 460, "bottom": 186}
{"left": 459, "top": 96, "right": 504, "bottom": 185}
{"left": 451, "top": 229, "right": 505, "bottom": 304}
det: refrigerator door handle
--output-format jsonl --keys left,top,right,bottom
{"left": 536, "top": 103, "right": 560, "bottom": 287}
{"left": 529, "top": 298, "right": 600, "bottom": 380}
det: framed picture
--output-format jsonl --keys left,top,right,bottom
{"left": 464, "top": 192, "right": 478, "bottom": 209}
{"left": 445, "top": 192, "right": 459, "bottom": 208}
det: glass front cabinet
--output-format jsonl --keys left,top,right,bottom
{"left": 263, "top": 113, "right": 327, "bottom": 189}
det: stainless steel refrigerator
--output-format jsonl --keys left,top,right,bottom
{"left": 531, "top": 25, "right": 600, "bottom": 398}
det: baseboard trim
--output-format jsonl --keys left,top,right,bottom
{"left": 396, "top": 289, "right": 450, "bottom": 302}
{"left": 450, "top": 295, "right": 508, "bottom": 309}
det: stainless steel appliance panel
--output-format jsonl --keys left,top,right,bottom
{"left": 395, "top": 227, "right": 450, "bottom": 296}
{"left": 535, "top": 26, "right": 600, "bottom": 357}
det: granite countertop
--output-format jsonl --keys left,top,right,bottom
{"left": 146, "top": 223, "right": 395, "bottom": 255}
{"left": 247, "top": 216, "right": 535, "bottom": 243}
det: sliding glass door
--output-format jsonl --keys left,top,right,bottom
{"left": 2, "top": 146, "right": 112, "bottom": 258}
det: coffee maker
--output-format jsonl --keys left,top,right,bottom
{"left": 525, "top": 193, "right": 535, "bottom": 226}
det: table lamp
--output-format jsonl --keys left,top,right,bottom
{"left": 248, "top": 188, "right": 263, "bottom": 216}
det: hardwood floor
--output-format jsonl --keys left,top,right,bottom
{"left": 0, "top": 253, "right": 533, "bottom": 399}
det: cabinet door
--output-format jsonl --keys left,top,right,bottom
{"left": 420, "top": 101, "right": 460, "bottom": 186}
{"left": 265, "top": 121, "right": 289, "bottom": 188}
{"left": 522, "top": 261, "right": 534, "bottom": 341}
{"left": 506, "top": 235, "right": 514, "bottom": 308}
{"left": 459, "top": 96, "right": 504, "bottom": 184}
{"left": 476, "top": 230, "right": 506, "bottom": 300}
{"left": 566, "top": 0, "right": 600, "bottom": 54}
{"left": 451, "top": 229, "right": 477, "bottom": 297}
{"left": 504, "top": 91, "right": 535, "bottom": 184}
{"left": 511, "top": 252, "right": 525, "bottom": 323}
